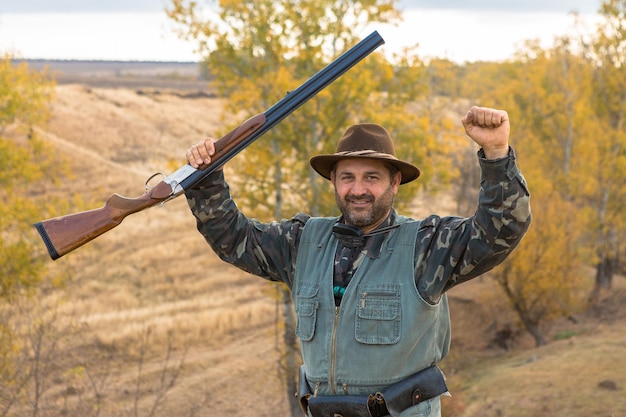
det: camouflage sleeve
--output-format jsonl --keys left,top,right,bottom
{"left": 184, "top": 170, "right": 308, "bottom": 288}
{"left": 416, "top": 147, "right": 531, "bottom": 304}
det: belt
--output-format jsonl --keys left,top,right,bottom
{"left": 297, "top": 365, "right": 448, "bottom": 417}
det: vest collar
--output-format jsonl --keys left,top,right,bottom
{"left": 336, "top": 209, "right": 398, "bottom": 259}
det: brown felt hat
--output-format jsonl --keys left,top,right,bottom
{"left": 310, "top": 123, "right": 420, "bottom": 184}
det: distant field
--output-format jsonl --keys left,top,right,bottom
{"left": 18, "top": 59, "right": 213, "bottom": 91}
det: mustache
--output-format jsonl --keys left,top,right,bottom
{"left": 345, "top": 193, "right": 374, "bottom": 203}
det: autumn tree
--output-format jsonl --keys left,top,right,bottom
{"left": 425, "top": 58, "right": 463, "bottom": 98}
{"left": 493, "top": 193, "right": 587, "bottom": 346}
{"left": 455, "top": 32, "right": 598, "bottom": 345}
{"left": 0, "top": 56, "right": 66, "bottom": 299}
{"left": 581, "top": 0, "right": 626, "bottom": 303}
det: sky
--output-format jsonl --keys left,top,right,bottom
{"left": 0, "top": 0, "right": 603, "bottom": 63}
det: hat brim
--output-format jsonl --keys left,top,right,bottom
{"left": 310, "top": 151, "right": 421, "bottom": 185}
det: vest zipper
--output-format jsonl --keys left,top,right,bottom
{"left": 330, "top": 305, "right": 340, "bottom": 394}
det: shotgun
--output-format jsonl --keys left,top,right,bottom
{"left": 34, "top": 30, "right": 385, "bottom": 260}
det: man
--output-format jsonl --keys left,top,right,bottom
{"left": 184, "top": 106, "right": 531, "bottom": 417}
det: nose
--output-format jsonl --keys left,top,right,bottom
{"left": 350, "top": 179, "right": 368, "bottom": 196}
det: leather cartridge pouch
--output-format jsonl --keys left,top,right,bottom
{"left": 298, "top": 365, "right": 448, "bottom": 417}
{"left": 378, "top": 365, "right": 448, "bottom": 416}
{"left": 298, "top": 366, "right": 372, "bottom": 417}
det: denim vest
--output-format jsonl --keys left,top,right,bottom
{"left": 293, "top": 217, "right": 451, "bottom": 396}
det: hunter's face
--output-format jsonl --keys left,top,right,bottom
{"left": 331, "top": 158, "right": 401, "bottom": 233}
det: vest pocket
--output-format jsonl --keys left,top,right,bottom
{"left": 355, "top": 286, "right": 401, "bottom": 345}
{"left": 295, "top": 285, "right": 319, "bottom": 342}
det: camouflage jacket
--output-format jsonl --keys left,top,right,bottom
{"left": 185, "top": 147, "right": 531, "bottom": 304}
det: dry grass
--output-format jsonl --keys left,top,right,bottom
{"left": 15, "top": 81, "right": 290, "bottom": 416}
{"left": 12, "top": 69, "right": 625, "bottom": 416}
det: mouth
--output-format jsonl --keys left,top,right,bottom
{"left": 346, "top": 196, "right": 374, "bottom": 208}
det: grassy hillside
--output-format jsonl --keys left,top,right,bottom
{"left": 16, "top": 68, "right": 626, "bottom": 416}
{"left": 27, "top": 82, "right": 291, "bottom": 416}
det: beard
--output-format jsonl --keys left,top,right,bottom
{"left": 335, "top": 185, "right": 395, "bottom": 229}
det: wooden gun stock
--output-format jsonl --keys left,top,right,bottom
{"left": 35, "top": 182, "right": 173, "bottom": 260}
{"left": 34, "top": 31, "right": 385, "bottom": 260}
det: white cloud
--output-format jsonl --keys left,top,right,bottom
{"left": 366, "top": 8, "right": 600, "bottom": 63}
{"left": 0, "top": 0, "right": 164, "bottom": 13}
{"left": 1, "top": 6, "right": 603, "bottom": 63}
{"left": 0, "top": 12, "right": 198, "bottom": 61}
{"left": 0, "top": 0, "right": 601, "bottom": 14}
{"left": 399, "top": 0, "right": 599, "bottom": 13}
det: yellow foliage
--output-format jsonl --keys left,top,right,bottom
{"left": 460, "top": 19, "right": 626, "bottom": 342}
{"left": 0, "top": 58, "right": 70, "bottom": 299}
{"left": 492, "top": 192, "right": 589, "bottom": 345}
{"left": 0, "top": 55, "right": 55, "bottom": 132}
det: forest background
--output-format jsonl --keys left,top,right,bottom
{"left": 1, "top": 0, "right": 625, "bottom": 416}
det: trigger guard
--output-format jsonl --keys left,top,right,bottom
{"left": 145, "top": 172, "right": 166, "bottom": 192}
